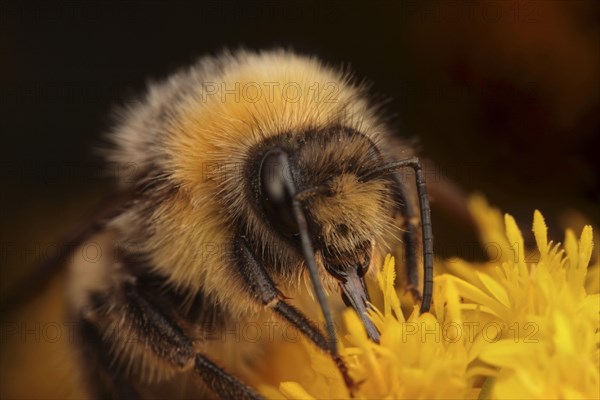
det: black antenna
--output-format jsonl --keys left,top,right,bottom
{"left": 259, "top": 148, "right": 340, "bottom": 351}
{"left": 360, "top": 157, "right": 433, "bottom": 313}
{"left": 291, "top": 197, "right": 339, "bottom": 351}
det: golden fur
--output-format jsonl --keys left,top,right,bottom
{"left": 63, "top": 49, "right": 419, "bottom": 397}
{"left": 105, "top": 49, "right": 405, "bottom": 317}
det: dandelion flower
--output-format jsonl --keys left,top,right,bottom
{"left": 259, "top": 197, "right": 598, "bottom": 399}
{"left": 440, "top": 197, "right": 599, "bottom": 399}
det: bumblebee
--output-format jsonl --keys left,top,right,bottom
{"left": 4, "top": 49, "right": 433, "bottom": 399}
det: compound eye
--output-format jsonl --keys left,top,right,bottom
{"left": 259, "top": 149, "right": 299, "bottom": 236}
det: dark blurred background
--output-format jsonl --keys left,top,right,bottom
{"left": 0, "top": 1, "right": 599, "bottom": 397}
{"left": 2, "top": 0, "right": 599, "bottom": 307}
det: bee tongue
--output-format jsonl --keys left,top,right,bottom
{"left": 340, "top": 267, "right": 381, "bottom": 343}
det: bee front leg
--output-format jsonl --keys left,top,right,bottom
{"left": 235, "top": 235, "right": 356, "bottom": 394}
{"left": 77, "top": 281, "right": 263, "bottom": 400}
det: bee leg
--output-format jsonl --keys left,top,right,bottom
{"left": 80, "top": 282, "right": 263, "bottom": 400}
{"left": 379, "top": 158, "right": 433, "bottom": 313}
{"left": 194, "top": 354, "right": 263, "bottom": 400}
{"left": 391, "top": 173, "right": 421, "bottom": 302}
{"left": 235, "top": 236, "right": 357, "bottom": 394}
{"left": 360, "top": 157, "right": 433, "bottom": 312}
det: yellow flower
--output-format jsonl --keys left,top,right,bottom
{"left": 439, "top": 197, "right": 599, "bottom": 399}
{"left": 259, "top": 197, "right": 599, "bottom": 399}
{"left": 263, "top": 255, "right": 477, "bottom": 400}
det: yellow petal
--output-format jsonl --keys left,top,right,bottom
{"left": 444, "top": 275, "right": 504, "bottom": 317}
{"left": 479, "top": 341, "right": 537, "bottom": 367}
{"left": 444, "top": 276, "right": 463, "bottom": 325}
{"left": 564, "top": 229, "right": 579, "bottom": 270}
{"left": 466, "top": 333, "right": 492, "bottom": 364}
{"left": 388, "top": 257, "right": 404, "bottom": 319}
{"left": 475, "top": 271, "right": 510, "bottom": 309}
{"left": 585, "top": 264, "right": 600, "bottom": 294}
{"left": 578, "top": 225, "right": 594, "bottom": 270}
{"left": 279, "top": 382, "right": 316, "bottom": 400}
{"left": 344, "top": 309, "right": 368, "bottom": 345}
{"left": 553, "top": 311, "right": 575, "bottom": 354}
{"left": 533, "top": 210, "right": 548, "bottom": 255}
{"left": 580, "top": 294, "right": 600, "bottom": 315}
{"left": 560, "top": 387, "right": 590, "bottom": 400}
{"left": 343, "top": 310, "right": 386, "bottom": 391}
{"left": 259, "top": 385, "right": 287, "bottom": 399}
{"left": 465, "top": 366, "right": 498, "bottom": 381}
{"left": 504, "top": 213, "right": 526, "bottom": 270}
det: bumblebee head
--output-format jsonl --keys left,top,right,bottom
{"left": 255, "top": 125, "right": 399, "bottom": 342}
